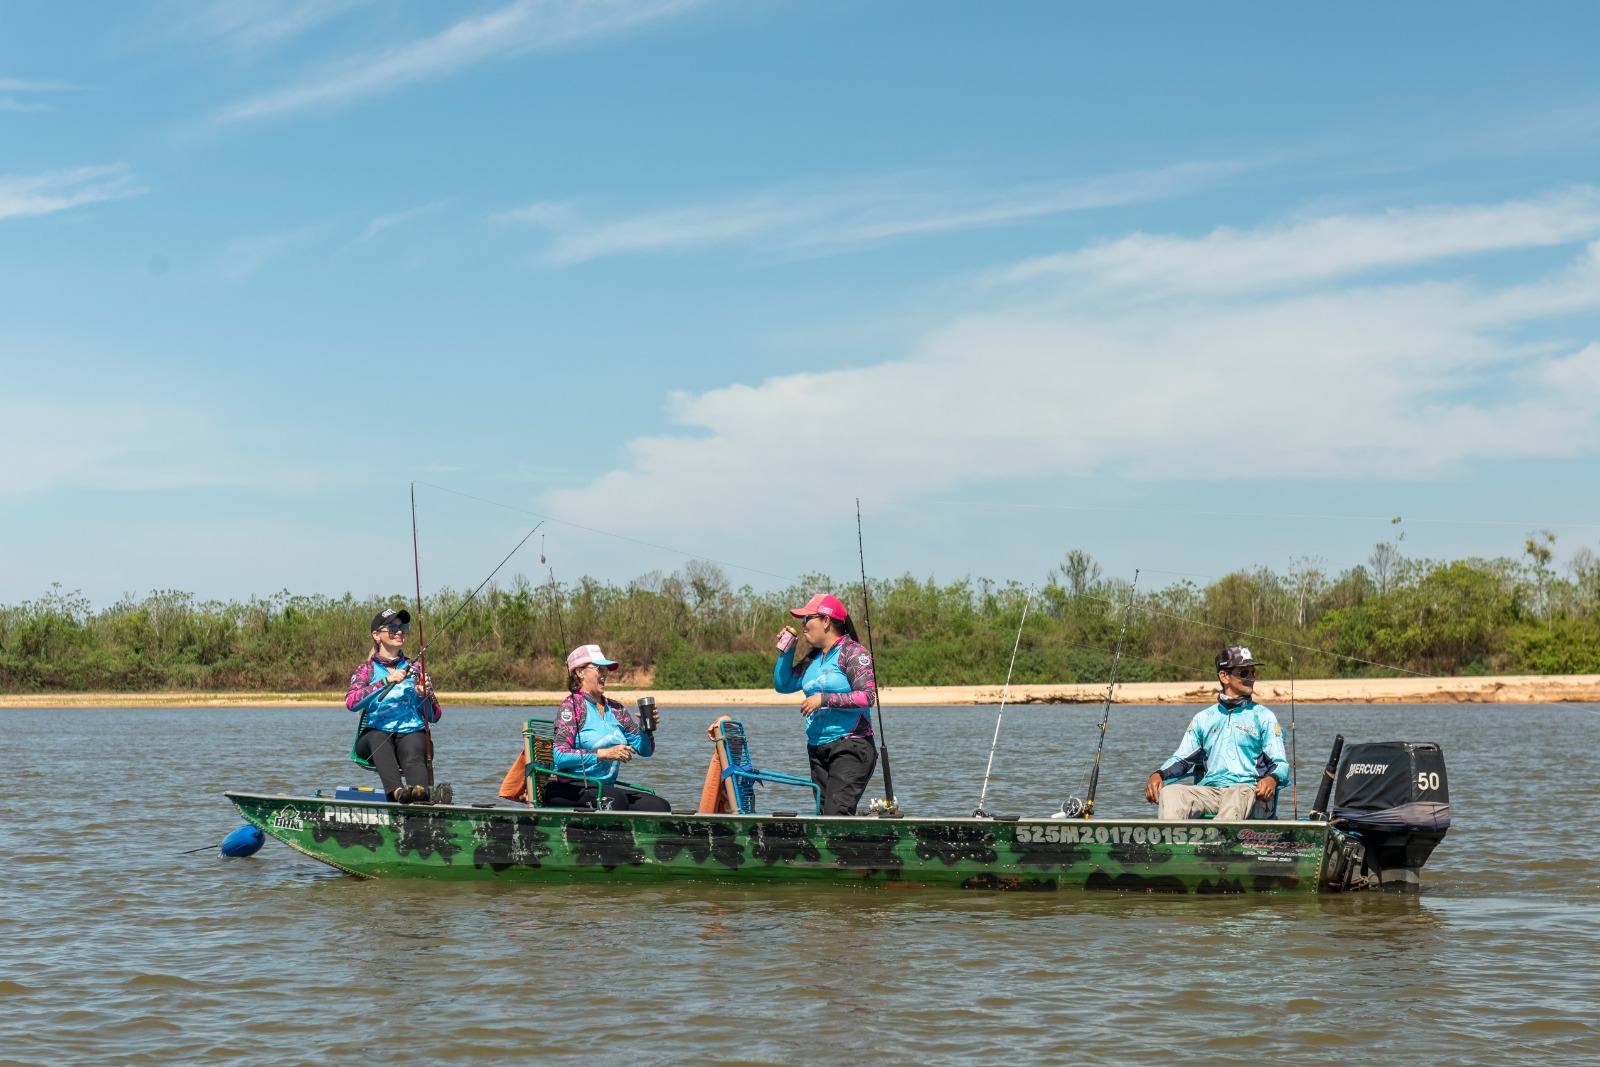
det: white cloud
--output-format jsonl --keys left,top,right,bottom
{"left": 173, "top": 0, "right": 374, "bottom": 52}
{"left": 0, "top": 78, "right": 75, "bottom": 92}
{"left": 349, "top": 201, "right": 448, "bottom": 247}
{"left": 3, "top": 395, "right": 236, "bottom": 495}
{"left": 219, "top": 224, "right": 326, "bottom": 279}
{"left": 0, "top": 164, "right": 145, "bottom": 221}
{"left": 497, "top": 162, "right": 1245, "bottom": 265}
{"left": 542, "top": 192, "right": 1600, "bottom": 533}
{"left": 998, "top": 186, "right": 1600, "bottom": 294}
{"left": 210, "top": 0, "right": 708, "bottom": 126}
{"left": 0, "top": 98, "right": 51, "bottom": 112}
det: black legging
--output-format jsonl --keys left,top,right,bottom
{"left": 355, "top": 728, "right": 429, "bottom": 797}
{"left": 543, "top": 777, "right": 672, "bottom": 812}
{"left": 808, "top": 736, "right": 878, "bottom": 815}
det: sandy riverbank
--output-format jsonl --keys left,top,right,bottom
{"left": 2, "top": 674, "right": 1597, "bottom": 708}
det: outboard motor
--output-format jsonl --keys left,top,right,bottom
{"left": 1331, "top": 741, "right": 1450, "bottom": 891}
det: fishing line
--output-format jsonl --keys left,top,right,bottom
{"left": 974, "top": 588, "right": 1033, "bottom": 818}
{"left": 1064, "top": 569, "right": 1140, "bottom": 820}
{"left": 408, "top": 521, "right": 544, "bottom": 663}
{"left": 856, "top": 498, "right": 897, "bottom": 814}
{"left": 1074, "top": 592, "right": 1429, "bottom": 678}
{"left": 927, "top": 499, "right": 1600, "bottom": 531}
{"left": 415, "top": 481, "right": 797, "bottom": 584}
{"left": 547, "top": 567, "right": 569, "bottom": 651}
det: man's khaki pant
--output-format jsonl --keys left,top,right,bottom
{"left": 1157, "top": 782, "right": 1264, "bottom": 820}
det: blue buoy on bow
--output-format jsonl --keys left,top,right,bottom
{"left": 220, "top": 825, "right": 265, "bottom": 857}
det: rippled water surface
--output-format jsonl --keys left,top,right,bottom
{"left": 6, "top": 702, "right": 1599, "bottom": 1065}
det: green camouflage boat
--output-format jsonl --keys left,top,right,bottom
{"left": 226, "top": 732, "right": 1450, "bottom": 893}
{"left": 223, "top": 790, "right": 1436, "bottom": 895}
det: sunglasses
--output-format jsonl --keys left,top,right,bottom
{"left": 1227, "top": 667, "right": 1256, "bottom": 678}
{"left": 380, "top": 625, "right": 410, "bottom": 635}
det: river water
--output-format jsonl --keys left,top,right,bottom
{"left": 5, "top": 702, "right": 1598, "bottom": 1065}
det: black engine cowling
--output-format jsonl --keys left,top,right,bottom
{"left": 1331, "top": 741, "right": 1450, "bottom": 888}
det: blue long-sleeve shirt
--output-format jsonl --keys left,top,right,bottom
{"left": 774, "top": 637, "right": 875, "bottom": 747}
{"left": 550, "top": 691, "right": 654, "bottom": 784}
{"left": 345, "top": 655, "right": 441, "bottom": 734}
{"left": 1157, "top": 699, "right": 1291, "bottom": 789}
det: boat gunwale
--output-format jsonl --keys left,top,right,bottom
{"left": 222, "top": 790, "right": 1328, "bottom": 830}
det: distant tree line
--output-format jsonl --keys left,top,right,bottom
{"left": 3, "top": 530, "right": 1599, "bottom": 693}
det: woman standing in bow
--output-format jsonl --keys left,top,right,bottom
{"left": 773, "top": 593, "right": 878, "bottom": 815}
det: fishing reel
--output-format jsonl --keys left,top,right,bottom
{"left": 1052, "top": 796, "right": 1086, "bottom": 820}
{"left": 867, "top": 797, "right": 902, "bottom": 817}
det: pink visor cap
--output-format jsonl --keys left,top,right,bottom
{"left": 566, "top": 644, "right": 619, "bottom": 671}
{"left": 789, "top": 593, "right": 849, "bottom": 621}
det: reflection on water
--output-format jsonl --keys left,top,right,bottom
{"left": 3, "top": 702, "right": 1599, "bottom": 1064}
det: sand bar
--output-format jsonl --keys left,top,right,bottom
{"left": 2, "top": 674, "right": 1598, "bottom": 708}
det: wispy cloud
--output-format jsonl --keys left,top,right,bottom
{"left": 997, "top": 186, "right": 1600, "bottom": 294}
{"left": 497, "top": 161, "right": 1245, "bottom": 265}
{"left": 173, "top": 0, "right": 374, "bottom": 52}
{"left": 219, "top": 224, "right": 327, "bottom": 279}
{"left": 0, "top": 392, "right": 237, "bottom": 495}
{"left": 349, "top": 200, "right": 448, "bottom": 245}
{"left": 0, "top": 78, "right": 76, "bottom": 92}
{"left": 210, "top": 0, "right": 709, "bottom": 127}
{"left": 0, "top": 164, "right": 146, "bottom": 221}
{"left": 0, "top": 76, "right": 80, "bottom": 113}
{"left": 542, "top": 190, "right": 1600, "bottom": 533}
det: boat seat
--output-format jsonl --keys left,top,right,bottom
{"left": 1168, "top": 767, "right": 1279, "bottom": 819}
{"left": 522, "top": 718, "right": 656, "bottom": 806}
{"left": 1194, "top": 787, "right": 1278, "bottom": 819}
{"left": 349, "top": 709, "right": 376, "bottom": 769}
{"left": 712, "top": 719, "right": 821, "bottom": 815}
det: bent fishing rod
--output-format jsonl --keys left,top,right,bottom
{"left": 974, "top": 588, "right": 1033, "bottom": 818}
{"left": 856, "top": 499, "right": 897, "bottom": 814}
{"left": 1064, "top": 568, "right": 1139, "bottom": 819}
{"left": 410, "top": 483, "right": 435, "bottom": 777}
{"left": 399, "top": 517, "right": 545, "bottom": 679}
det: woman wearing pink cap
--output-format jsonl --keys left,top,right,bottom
{"left": 773, "top": 593, "right": 878, "bottom": 815}
{"left": 546, "top": 643, "right": 671, "bottom": 812}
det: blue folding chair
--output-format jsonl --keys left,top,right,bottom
{"left": 713, "top": 719, "right": 821, "bottom": 815}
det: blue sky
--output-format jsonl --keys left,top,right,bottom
{"left": 5, "top": 0, "right": 1600, "bottom": 606}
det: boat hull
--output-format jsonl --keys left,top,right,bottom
{"left": 226, "top": 791, "right": 1337, "bottom": 893}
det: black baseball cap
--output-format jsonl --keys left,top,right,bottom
{"left": 1215, "top": 645, "right": 1259, "bottom": 671}
{"left": 371, "top": 607, "right": 412, "bottom": 631}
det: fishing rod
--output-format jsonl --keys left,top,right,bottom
{"left": 366, "top": 511, "right": 547, "bottom": 796}
{"left": 1063, "top": 568, "right": 1140, "bottom": 819}
{"left": 974, "top": 588, "right": 1033, "bottom": 818}
{"left": 410, "top": 483, "right": 434, "bottom": 780}
{"left": 1308, "top": 734, "right": 1345, "bottom": 821}
{"left": 400, "top": 519, "right": 544, "bottom": 675}
{"left": 856, "top": 499, "right": 897, "bottom": 814}
{"left": 1289, "top": 651, "right": 1299, "bottom": 820}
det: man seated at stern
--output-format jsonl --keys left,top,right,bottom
{"left": 1144, "top": 646, "right": 1290, "bottom": 820}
